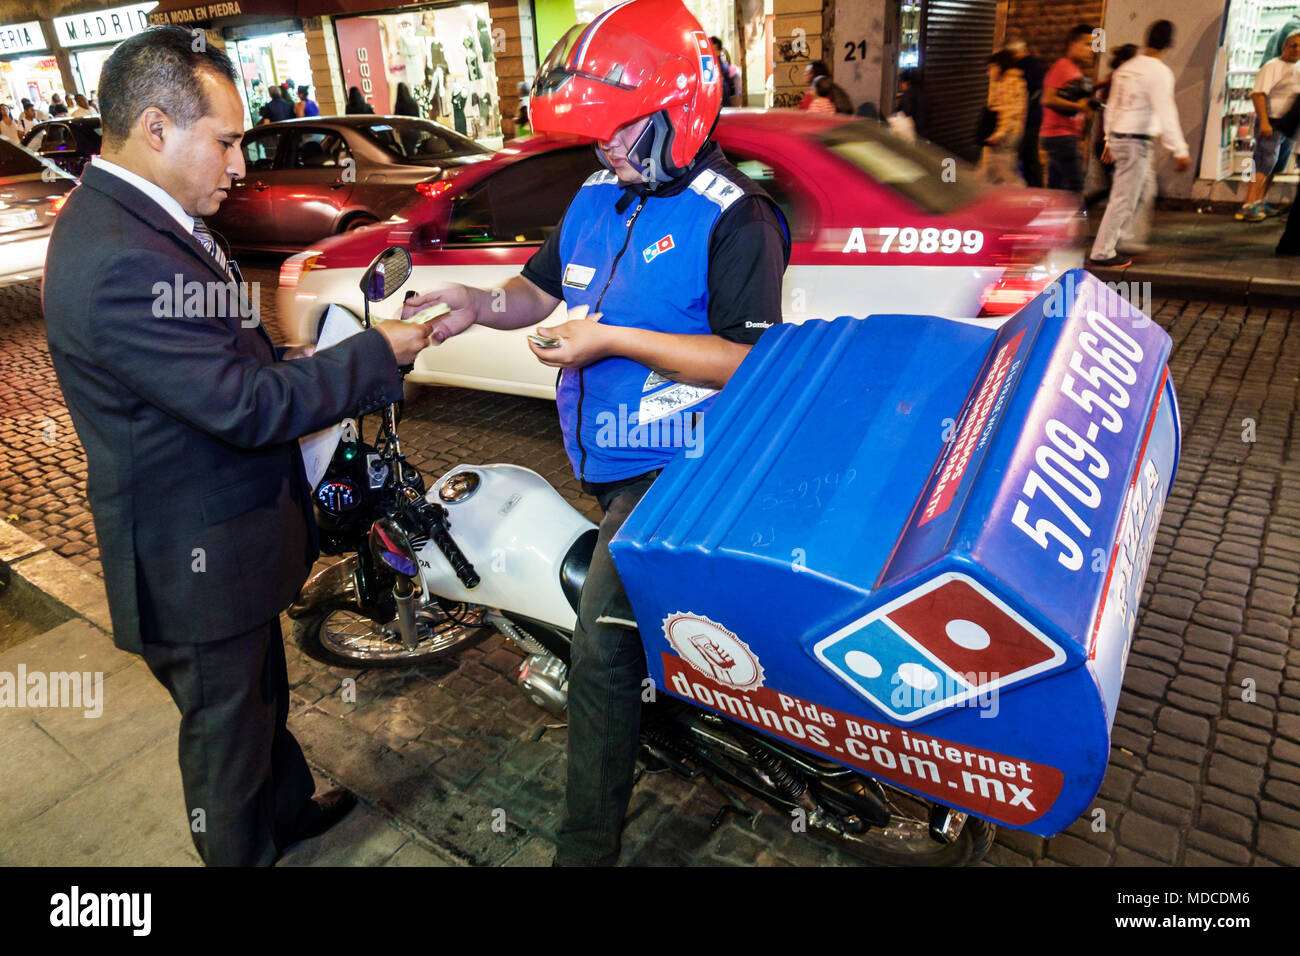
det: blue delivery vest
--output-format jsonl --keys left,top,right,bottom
{"left": 555, "top": 165, "right": 766, "bottom": 483}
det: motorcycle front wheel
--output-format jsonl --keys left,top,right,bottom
{"left": 292, "top": 601, "right": 490, "bottom": 668}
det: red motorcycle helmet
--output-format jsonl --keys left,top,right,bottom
{"left": 529, "top": 0, "right": 724, "bottom": 185}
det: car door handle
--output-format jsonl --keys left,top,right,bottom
{"left": 253, "top": 181, "right": 269, "bottom": 191}
{"left": 329, "top": 181, "right": 347, "bottom": 189}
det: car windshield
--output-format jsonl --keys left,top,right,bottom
{"left": 0, "top": 140, "right": 46, "bottom": 177}
{"left": 818, "top": 119, "right": 984, "bottom": 214}
{"left": 362, "top": 122, "right": 490, "bottom": 164}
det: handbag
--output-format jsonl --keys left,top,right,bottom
{"left": 977, "top": 106, "right": 998, "bottom": 143}
{"left": 1274, "top": 92, "right": 1300, "bottom": 139}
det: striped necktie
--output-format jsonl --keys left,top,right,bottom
{"left": 191, "top": 217, "right": 231, "bottom": 279}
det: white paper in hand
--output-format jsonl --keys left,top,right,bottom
{"left": 299, "top": 305, "right": 365, "bottom": 490}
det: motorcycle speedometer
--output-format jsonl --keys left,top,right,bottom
{"left": 316, "top": 477, "right": 362, "bottom": 514}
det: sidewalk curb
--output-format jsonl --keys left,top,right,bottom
{"left": 1087, "top": 264, "right": 1300, "bottom": 306}
{"left": 0, "top": 520, "right": 112, "bottom": 636}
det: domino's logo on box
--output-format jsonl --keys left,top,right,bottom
{"left": 812, "top": 573, "right": 1066, "bottom": 723}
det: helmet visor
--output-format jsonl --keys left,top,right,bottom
{"left": 534, "top": 21, "right": 647, "bottom": 97}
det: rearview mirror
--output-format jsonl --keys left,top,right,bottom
{"left": 360, "top": 246, "right": 412, "bottom": 302}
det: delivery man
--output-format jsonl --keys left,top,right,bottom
{"left": 401, "top": 0, "right": 790, "bottom": 865}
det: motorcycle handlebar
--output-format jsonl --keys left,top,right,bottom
{"left": 429, "top": 520, "right": 480, "bottom": 590}
{"left": 401, "top": 489, "right": 479, "bottom": 590}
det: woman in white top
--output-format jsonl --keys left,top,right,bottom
{"left": 0, "top": 105, "right": 20, "bottom": 144}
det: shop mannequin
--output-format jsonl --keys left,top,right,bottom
{"left": 462, "top": 29, "right": 482, "bottom": 81}
{"left": 398, "top": 17, "right": 426, "bottom": 89}
{"left": 451, "top": 80, "right": 468, "bottom": 136}
{"left": 476, "top": 13, "right": 495, "bottom": 64}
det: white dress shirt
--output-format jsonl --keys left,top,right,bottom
{"left": 91, "top": 156, "right": 195, "bottom": 235}
{"left": 1104, "top": 53, "right": 1189, "bottom": 158}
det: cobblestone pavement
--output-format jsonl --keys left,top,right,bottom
{"left": 2, "top": 261, "right": 1298, "bottom": 867}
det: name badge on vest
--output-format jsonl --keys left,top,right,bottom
{"left": 563, "top": 263, "right": 596, "bottom": 290}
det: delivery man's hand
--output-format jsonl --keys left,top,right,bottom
{"left": 402, "top": 283, "right": 478, "bottom": 343}
{"left": 529, "top": 307, "right": 610, "bottom": 368}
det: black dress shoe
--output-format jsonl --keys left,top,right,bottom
{"left": 288, "top": 788, "right": 358, "bottom": 844}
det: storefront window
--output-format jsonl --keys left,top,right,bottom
{"left": 1213, "top": 0, "right": 1299, "bottom": 180}
{"left": 1, "top": 55, "right": 65, "bottom": 111}
{"left": 336, "top": 3, "right": 502, "bottom": 148}
{"left": 72, "top": 47, "right": 115, "bottom": 103}
{"left": 231, "top": 31, "right": 313, "bottom": 129}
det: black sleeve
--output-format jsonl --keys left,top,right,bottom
{"left": 706, "top": 195, "right": 791, "bottom": 344}
{"left": 521, "top": 215, "right": 565, "bottom": 301}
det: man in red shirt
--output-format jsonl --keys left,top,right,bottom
{"left": 1040, "top": 23, "right": 1096, "bottom": 192}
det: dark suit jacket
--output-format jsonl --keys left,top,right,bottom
{"left": 43, "top": 162, "right": 403, "bottom": 653}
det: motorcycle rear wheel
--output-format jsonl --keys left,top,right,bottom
{"left": 292, "top": 602, "right": 490, "bottom": 668}
{"left": 809, "top": 779, "right": 996, "bottom": 867}
{"left": 674, "top": 713, "right": 996, "bottom": 866}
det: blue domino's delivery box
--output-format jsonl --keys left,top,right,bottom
{"left": 610, "top": 270, "right": 1181, "bottom": 836}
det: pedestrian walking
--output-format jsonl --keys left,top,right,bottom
{"left": 16, "top": 98, "right": 48, "bottom": 135}
{"left": 1041, "top": 23, "right": 1096, "bottom": 193}
{"left": 711, "top": 36, "right": 742, "bottom": 106}
{"left": 978, "top": 49, "right": 1027, "bottom": 186}
{"left": 394, "top": 81, "right": 420, "bottom": 117}
{"left": 1088, "top": 20, "right": 1189, "bottom": 268}
{"left": 294, "top": 85, "right": 319, "bottom": 117}
{"left": 346, "top": 86, "right": 375, "bottom": 115}
{"left": 808, "top": 76, "right": 836, "bottom": 114}
{"left": 257, "top": 84, "right": 294, "bottom": 123}
{"left": 1261, "top": 9, "right": 1300, "bottom": 65}
{"left": 1007, "top": 38, "right": 1044, "bottom": 186}
{"left": 1085, "top": 43, "right": 1141, "bottom": 207}
{"left": 1236, "top": 30, "right": 1300, "bottom": 222}
{"left": 798, "top": 60, "right": 830, "bottom": 110}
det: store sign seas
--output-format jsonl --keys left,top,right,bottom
{"left": 54, "top": 2, "right": 156, "bottom": 48}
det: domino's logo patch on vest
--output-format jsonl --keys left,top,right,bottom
{"left": 643, "top": 235, "right": 675, "bottom": 263}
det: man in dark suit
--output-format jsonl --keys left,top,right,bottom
{"left": 42, "top": 27, "right": 433, "bottom": 866}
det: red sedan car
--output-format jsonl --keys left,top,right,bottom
{"left": 281, "top": 110, "right": 1082, "bottom": 399}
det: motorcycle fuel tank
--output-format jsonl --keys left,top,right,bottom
{"left": 416, "top": 464, "right": 595, "bottom": 631}
{"left": 610, "top": 270, "right": 1180, "bottom": 837}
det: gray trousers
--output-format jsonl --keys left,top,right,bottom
{"left": 554, "top": 472, "right": 657, "bottom": 865}
{"left": 1091, "top": 137, "right": 1154, "bottom": 260}
{"left": 141, "top": 618, "right": 318, "bottom": 866}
